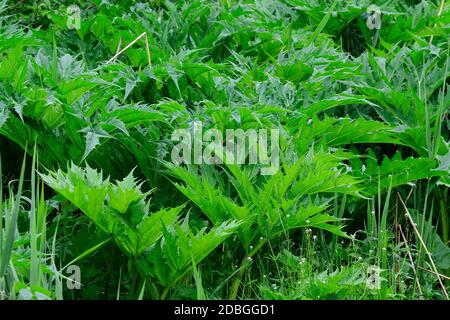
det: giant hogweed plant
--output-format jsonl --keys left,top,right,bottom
{"left": 351, "top": 42, "right": 450, "bottom": 241}
{"left": 0, "top": 45, "right": 175, "bottom": 184}
{"left": 0, "top": 0, "right": 448, "bottom": 299}
{"left": 41, "top": 163, "right": 240, "bottom": 299}
{"left": 167, "top": 147, "right": 363, "bottom": 298}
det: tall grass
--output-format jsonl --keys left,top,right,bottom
{"left": 0, "top": 148, "right": 62, "bottom": 299}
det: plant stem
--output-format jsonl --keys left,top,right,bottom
{"left": 229, "top": 239, "right": 267, "bottom": 299}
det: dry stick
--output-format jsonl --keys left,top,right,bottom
{"left": 395, "top": 196, "right": 401, "bottom": 291}
{"left": 108, "top": 32, "right": 146, "bottom": 63}
{"left": 107, "top": 32, "right": 151, "bottom": 66}
{"left": 418, "top": 266, "right": 450, "bottom": 281}
{"left": 438, "top": 0, "right": 446, "bottom": 16}
{"left": 113, "top": 37, "right": 122, "bottom": 62}
{"left": 429, "top": 0, "right": 446, "bottom": 44}
{"left": 144, "top": 33, "right": 152, "bottom": 66}
{"left": 405, "top": 186, "right": 414, "bottom": 203}
{"left": 398, "top": 224, "right": 423, "bottom": 298}
{"left": 398, "top": 194, "right": 449, "bottom": 299}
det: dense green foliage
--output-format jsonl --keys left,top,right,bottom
{"left": 0, "top": 0, "right": 449, "bottom": 300}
